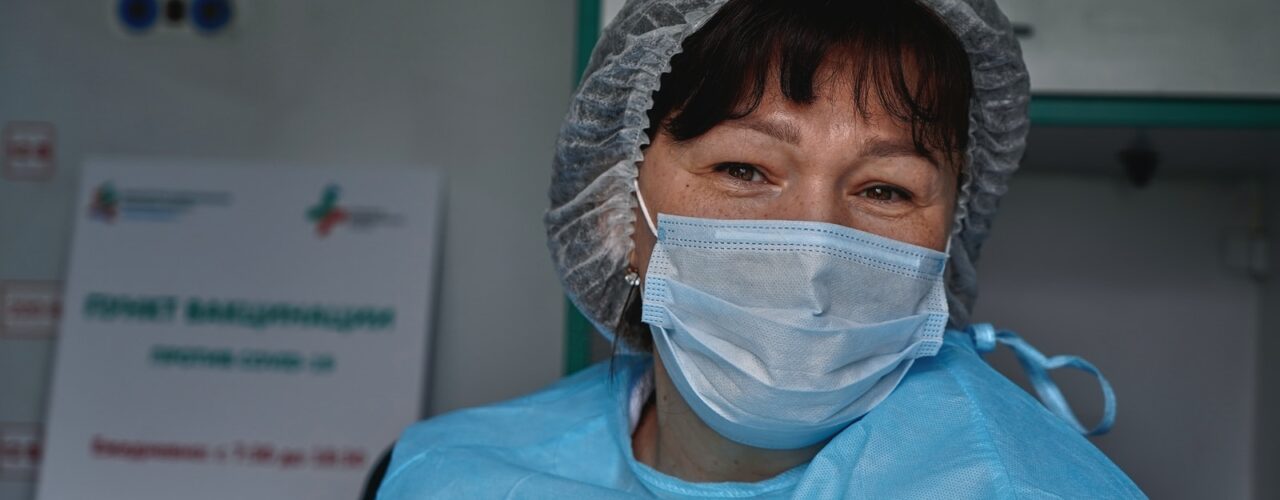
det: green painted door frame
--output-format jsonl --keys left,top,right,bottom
{"left": 563, "top": 0, "right": 603, "bottom": 376}
{"left": 562, "top": 0, "right": 1280, "bottom": 376}
{"left": 1031, "top": 95, "right": 1280, "bottom": 128}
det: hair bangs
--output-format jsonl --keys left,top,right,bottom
{"left": 645, "top": 0, "right": 973, "bottom": 167}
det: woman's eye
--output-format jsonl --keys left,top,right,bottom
{"left": 861, "top": 185, "right": 912, "bottom": 202}
{"left": 714, "top": 163, "right": 765, "bottom": 183}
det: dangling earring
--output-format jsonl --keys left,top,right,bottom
{"left": 614, "top": 265, "right": 642, "bottom": 352}
{"left": 617, "top": 264, "right": 641, "bottom": 335}
{"left": 624, "top": 245, "right": 642, "bottom": 288}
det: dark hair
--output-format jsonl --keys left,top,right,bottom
{"left": 619, "top": 0, "right": 974, "bottom": 352}
{"left": 646, "top": 0, "right": 972, "bottom": 158}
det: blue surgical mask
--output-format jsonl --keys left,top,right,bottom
{"left": 634, "top": 182, "right": 950, "bottom": 449}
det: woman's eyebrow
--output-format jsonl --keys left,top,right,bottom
{"left": 724, "top": 118, "right": 802, "bottom": 145}
{"left": 861, "top": 138, "right": 940, "bottom": 168}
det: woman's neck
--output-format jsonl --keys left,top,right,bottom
{"left": 631, "top": 354, "right": 826, "bottom": 483}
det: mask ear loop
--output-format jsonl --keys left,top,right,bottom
{"left": 612, "top": 178, "right": 655, "bottom": 357}
{"left": 626, "top": 177, "right": 655, "bottom": 286}
{"left": 633, "top": 179, "right": 658, "bottom": 237}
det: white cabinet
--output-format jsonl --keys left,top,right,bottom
{"left": 999, "top": 0, "right": 1280, "bottom": 97}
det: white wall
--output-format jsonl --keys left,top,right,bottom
{"left": 0, "top": 3, "right": 574, "bottom": 498}
{"left": 997, "top": 0, "right": 1280, "bottom": 96}
{"left": 975, "top": 173, "right": 1261, "bottom": 500}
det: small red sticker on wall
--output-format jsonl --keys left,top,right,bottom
{"left": 0, "top": 281, "right": 62, "bottom": 339}
{"left": 3, "top": 122, "right": 56, "bottom": 182}
{"left": 0, "top": 423, "right": 42, "bottom": 482}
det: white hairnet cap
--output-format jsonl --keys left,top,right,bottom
{"left": 546, "top": 0, "right": 1030, "bottom": 346}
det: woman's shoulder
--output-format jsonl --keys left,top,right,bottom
{"left": 855, "top": 331, "right": 1145, "bottom": 498}
{"left": 391, "top": 357, "right": 636, "bottom": 454}
{"left": 376, "top": 357, "right": 645, "bottom": 498}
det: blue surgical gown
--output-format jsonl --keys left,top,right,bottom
{"left": 377, "top": 330, "right": 1144, "bottom": 498}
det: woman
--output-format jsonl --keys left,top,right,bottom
{"left": 378, "top": 0, "right": 1144, "bottom": 497}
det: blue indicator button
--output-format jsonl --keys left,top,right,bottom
{"left": 118, "top": 0, "right": 159, "bottom": 32}
{"left": 190, "top": 0, "right": 233, "bottom": 33}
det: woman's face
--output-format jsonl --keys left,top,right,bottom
{"left": 632, "top": 67, "right": 961, "bottom": 280}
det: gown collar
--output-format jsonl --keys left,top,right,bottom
{"left": 610, "top": 355, "right": 806, "bottom": 497}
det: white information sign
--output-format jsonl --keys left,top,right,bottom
{"left": 37, "top": 158, "right": 441, "bottom": 500}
